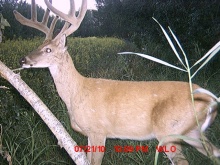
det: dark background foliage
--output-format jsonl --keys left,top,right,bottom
{"left": 1, "top": 0, "right": 220, "bottom": 46}
{"left": 1, "top": 0, "right": 220, "bottom": 66}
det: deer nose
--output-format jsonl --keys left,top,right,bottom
{"left": 19, "top": 57, "right": 26, "bottom": 66}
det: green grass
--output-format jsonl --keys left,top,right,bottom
{"left": 0, "top": 37, "right": 220, "bottom": 165}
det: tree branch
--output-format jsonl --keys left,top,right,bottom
{"left": 0, "top": 60, "right": 90, "bottom": 165}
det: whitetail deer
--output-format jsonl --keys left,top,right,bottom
{"left": 14, "top": 0, "right": 220, "bottom": 164}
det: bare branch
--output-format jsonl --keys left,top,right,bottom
{"left": 0, "top": 60, "right": 90, "bottom": 165}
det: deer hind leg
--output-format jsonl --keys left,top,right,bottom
{"left": 156, "top": 136, "right": 189, "bottom": 165}
{"left": 184, "top": 129, "right": 220, "bottom": 158}
{"left": 87, "top": 134, "right": 106, "bottom": 165}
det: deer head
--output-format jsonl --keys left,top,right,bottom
{"left": 14, "top": 0, "right": 87, "bottom": 68}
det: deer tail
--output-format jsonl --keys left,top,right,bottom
{"left": 193, "top": 88, "right": 219, "bottom": 132}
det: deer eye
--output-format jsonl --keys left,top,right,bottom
{"left": 45, "top": 48, "right": 52, "bottom": 53}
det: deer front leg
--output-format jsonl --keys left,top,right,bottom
{"left": 87, "top": 134, "right": 106, "bottom": 165}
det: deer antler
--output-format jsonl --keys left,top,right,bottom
{"left": 13, "top": 0, "right": 58, "bottom": 41}
{"left": 44, "top": 0, "right": 87, "bottom": 38}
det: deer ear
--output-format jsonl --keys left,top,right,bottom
{"left": 56, "top": 34, "right": 67, "bottom": 47}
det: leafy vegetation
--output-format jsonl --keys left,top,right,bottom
{"left": 0, "top": 13, "right": 10, "bottom": 43}
{"left": 0, "top": 36, "right": 220, "bottom": 165}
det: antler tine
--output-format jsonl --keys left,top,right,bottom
{"left": 44, "top": 0, "right": 87, "bottom": 38}
{"left": 47, "top": 15, "right": 59, "bottom": 40}
{"left": 69, "top": 0, "right": 76, "bottom": 16}
{"left": 42, "top": 0, "right": 59, "bottom": 40}
{"left": 13, "top": 0, "right": 58, "bottom": 41}
{"left": 55, "top": 0, "right": 76, "bottom": 37}
{"left": 42, "top": 1, "right": 51, "bottom": 25}
{"left": 31, "top": 0, "right": 37, "bottom": 21}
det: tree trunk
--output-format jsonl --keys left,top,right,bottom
{"left": 0, "top": 60, "right": 90, "bottom": 165}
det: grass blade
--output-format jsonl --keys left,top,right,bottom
{"left": 0, "top": 86, "right": 9, "bottom": 89}
{"left": 168, "top": 27, "right": 188, "bottom": 69}
{"left": 191, "top": 46, "right": 220, "bottom": 78}
{"left": 153, "top": 17, "right": 187, "bottom": 69}
{"left": 191, "top": 41, "right": 220, "bottom": 69}
{"left": 119, "top": 52, "right": 187, "bottom": 72}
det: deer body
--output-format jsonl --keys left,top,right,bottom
{"left": 14, "top": 0, "right": 220, "bottom": 164}
{"left": 40, "top": 38, "right": 203, "bottom": 139}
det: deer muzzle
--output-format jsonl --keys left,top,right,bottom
{"left": 19, "top": 57, "right": 26, "bottom": 66}
{"left": 19, "top": 57, "right": 34, "bottom": 68}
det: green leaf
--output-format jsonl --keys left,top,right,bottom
{"left": 0, "top": 15, "right": 10, "bottom": 29}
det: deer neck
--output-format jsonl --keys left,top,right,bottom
{"left": 48, "top": 51, "right": 84, "bottom": 108}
